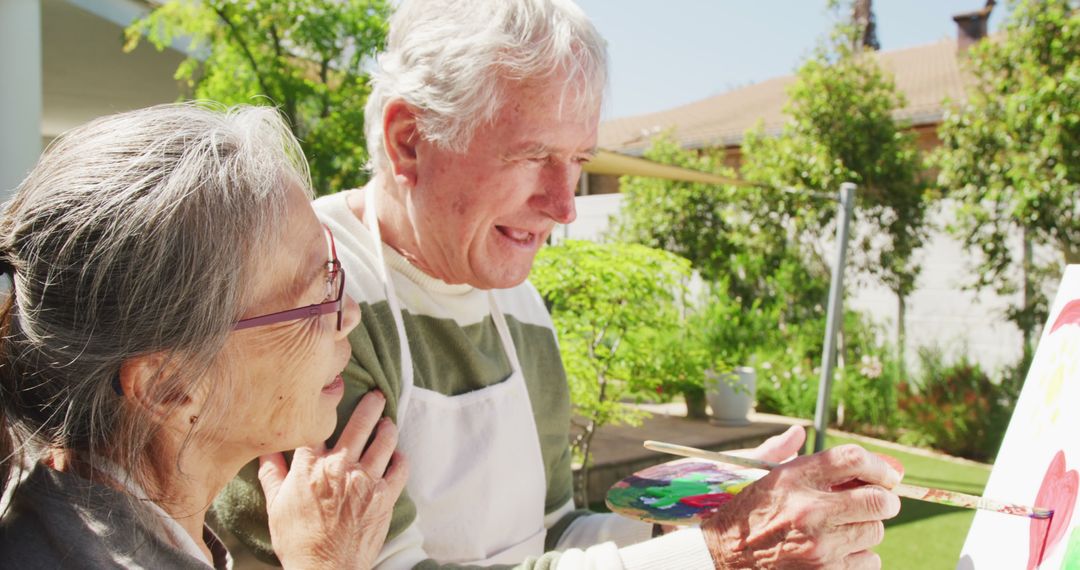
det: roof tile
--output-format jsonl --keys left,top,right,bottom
{"left": 599, "top": 38, "right": 973, "bottom": 155}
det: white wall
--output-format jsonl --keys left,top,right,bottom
{"left": 1, "top": 0, "right": 43, "bottom": 198}
{"left": 554, "top": 193, "right": 625, "bottom": 244}
{"left": 841, "top": 202, "right": 1025, "bottom": 374}
{"left": 41, "top": 0, "right": 187, "bottom": 139}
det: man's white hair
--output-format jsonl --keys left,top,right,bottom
{"left": 365, "top": 0, "right": 608, "bottom": 174}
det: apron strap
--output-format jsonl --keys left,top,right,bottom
{"left": 363, "top": 189, "right": 415, "bottom": 425}
{"left": 488, "top": 291, "right": 523, "bottom": 376}
{"left": 362, "top": 191, "right": 524, "bottom": 424}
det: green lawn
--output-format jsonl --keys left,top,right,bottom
{"left": 819, "top": 432, "right": 992, "bottom": 570}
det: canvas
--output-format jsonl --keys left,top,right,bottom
{"left": 959, "top": 265, "right": 1080, "bottom": 569}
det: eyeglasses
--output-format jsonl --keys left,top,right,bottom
{"left": 233, "top": 226, "right": 346, "bottom": 332}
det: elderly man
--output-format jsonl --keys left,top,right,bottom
{"left": 217, "top": 0, "right": 902, "bottom": 568}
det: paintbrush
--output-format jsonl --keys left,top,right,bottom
{"left": 643, "top": 440, "right": 1053, "bottom": 520}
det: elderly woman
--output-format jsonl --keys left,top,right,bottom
{"left": 0, "top": 104, "right": 406, "bottom": 569}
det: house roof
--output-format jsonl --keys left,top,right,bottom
{"left": 598, "top": 37, "right": 973, "bottom": 155}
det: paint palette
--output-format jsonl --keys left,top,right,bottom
{"left": 605, "top": 458, "right": 767, "bottom": 526}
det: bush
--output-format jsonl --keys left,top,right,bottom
{"left": 749, "top": 305, "right": 898, "bottom": 432}
{"left": 897, "top": 347, "right": 1016, "bottom": 461}
{"left": 636, "top": 322, "right": 727, "bottom": 412}
{"left": 530, "top": 240, "right": 693, "bottom": 504}
{"left": 754, "top": 338, "right": 821, "bottom": 420}
{"left": 834, "top": 315, "right": 900, "bottom": 434}
{"left": 700, "top": 279, "right": 783, "bottom": 366}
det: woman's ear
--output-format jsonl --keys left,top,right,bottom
{"left": 383, "top": 99, "right": 421, "bottom": 188}
{"left": 119, "top": 354, "right": 201, "bottom": 429}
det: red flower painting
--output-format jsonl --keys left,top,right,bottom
{"left": 1028, "top": 451, "right": 1079, "bottom": 569}
{"left": 1050, "top": 299, "right": 1080, "bottom": 334}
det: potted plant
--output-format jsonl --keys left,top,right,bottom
{"left": 706, "top": 367, "right": 757, "bottom": 426}
{"left": 649, "top": 325, "right": 725, "bottom": 420}
{"left": 700, "top": 282, "right": 778, "bottom": 425}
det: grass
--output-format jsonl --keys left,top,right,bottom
{"left": 817, "top": 431, "right": 992, "bottom": 570}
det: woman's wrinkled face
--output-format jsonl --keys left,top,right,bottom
{"left": 211, "top": 182, "right": 360, "bottom": 454}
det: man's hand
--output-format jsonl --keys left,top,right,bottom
{"left": 258, "top": 391, "right": 409, "bottom": 570}
{"left": 729, "top": 425, "right": 807, "bottom": 464}
{"left": 702, "top": 443, "right": 902, "bottom": 569}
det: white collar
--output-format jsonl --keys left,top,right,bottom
{"left": 94, "top": 460, "right": 217, "bottom": 567}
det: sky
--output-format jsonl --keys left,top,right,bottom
{"left": 574, "top": 1, "right": 1006, "bottom": 120}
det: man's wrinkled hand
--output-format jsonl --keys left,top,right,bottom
{"left": 703, "top": 444, "right": 902, "bottom": 570}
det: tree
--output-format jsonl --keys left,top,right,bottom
{"left": 935, "top": 0, "right": 1080, "bottom": 350}
{"left": 530, "top": 240, "right": 697, "bottom": 506}
{"left": 740, "top": 23, "right": 929, "bottom": 363}
{"left": 613, "top": 135, "right": 825, "bottom": 318}
{"left": 125, "top": 0, "right": 391, "bottom": 195}
{"left": 613, "top": 135, "right": 741, "bottom": 284}
{"left": 851, "top": 0, "right": 880, "bottom": 51}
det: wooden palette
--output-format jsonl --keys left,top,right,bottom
{"left": 605, "top": 458, "right": 767, "bottom": 526}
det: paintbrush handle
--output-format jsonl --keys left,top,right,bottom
{"left": 894, "top": 483, "right": 1051, "bottom": 519}
{"left": 644, "top": 440, "right": 1053, "bottom": 520}
{"left": 643, "top": 440, "right": 779, "bottom": 470}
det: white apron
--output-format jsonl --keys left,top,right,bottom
{"left": 363, "top": 192, "right": 548, "bottom": 565}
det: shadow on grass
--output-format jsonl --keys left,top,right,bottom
{"left": 886, "top": 497, "right": 967, "bottom": 529}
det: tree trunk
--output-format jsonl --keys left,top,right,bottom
{"left": 1023, "top": 230, "right": 1034, "bottom": 355}
{"left": 851, "top": 0, "right": 880, "bottom": 51}
{"left": 897, "top": 294, "right": 907, "bottom": 382}
{"left": 574, "top": 420, "right": 597, "bottom": 508}
{"left": 1065, "top": 245, "right": 1080, "bottom": 266}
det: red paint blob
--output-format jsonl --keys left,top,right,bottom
{"left": 1050, "top": 299, "right": 1080, "bottom": 334}
{"left": 679, "top": 492, "right": 735, "bottom": 509}
{"left": 1028, "top": 451, "right": 1078, "bottom": 569}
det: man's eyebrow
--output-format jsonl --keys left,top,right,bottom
{"left": 504, "top": 142, "right": 550, "bottom": 157}
{"left": 504, "top": 143, "right": 598, "bottom": 158}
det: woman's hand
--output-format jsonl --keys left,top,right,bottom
{"left": 258, "top": 391, "right": 408, "bottom": 570}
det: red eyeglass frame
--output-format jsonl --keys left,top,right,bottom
{"left": 232, "top": 225, "right": 345, "bottom": 331}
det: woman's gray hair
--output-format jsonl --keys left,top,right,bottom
{"left": 365, "top": 0, "right": 608, "bottom": 174}
{"left": 0, "top": 103, "right": 309, "bottom": 505}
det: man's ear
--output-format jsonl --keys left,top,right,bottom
{"left": 119, "top": 353, "right": 198, "bottom": 427}
{"left": 383, "top": 99, "right": 420, "bottom": 188}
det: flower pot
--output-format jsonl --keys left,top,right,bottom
{"left": 683, "top": 386, "right": 709, "bottom": 420}
{"left": 706, "top": 367, "right": 756, "bottom": 426}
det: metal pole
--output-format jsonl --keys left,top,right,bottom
{"left": 813, "top": 182, "right": 856, "bottom": 453}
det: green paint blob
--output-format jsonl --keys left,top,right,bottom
{"left": 643, "top": 473, "right": 712, "bottom": 508}
{"left": 1063, "top": 527, "right": 1080, "bottom": 569}
{"left": 606, "top": 486, "right": 649, "bottom": 509}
